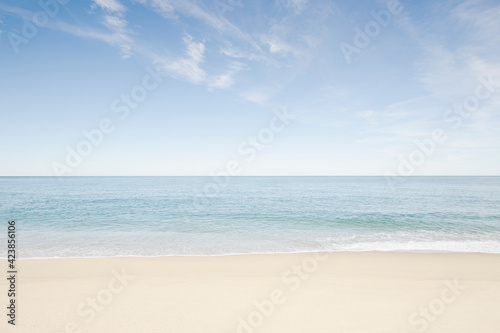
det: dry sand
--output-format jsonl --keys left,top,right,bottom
{"left": 2, "top": 252, "right": 500, "bottom": 332}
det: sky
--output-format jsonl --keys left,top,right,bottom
{"left": 0, "top": 0, "right": 499, "bottom": 176}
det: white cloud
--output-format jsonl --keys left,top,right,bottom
{"left": 93, "top": 0, "right": 126, "bottom": 14}
{"left": 240, "top": 90, "right": 270, "bottom": 105}
{"left": 220, "top": 47, "right": 248, "bottom": 58}
{"left": 220, "top": 46, "right": 275, "bottom": 65}
{"left": 89, "top": 0, "right": 132, "bottom": 59}
{"left": 357, "top": 0, "right": 500, "bottom": 171}
{"left": 451, "top": 0, "right": 500, "bottom": 44}
{"left": 136, "top": 0, "right": 263, "bottom": 52}
{"left": 0, "top": 3, "right": 36, "bottom": 20}
{"left": 155, "top": 34, "right": 207, "bottom": 84}
{"left": 1, "top": 0, "right": 246, "bottom": 90}
{"left": 0, "top": 3, "right": 127, "bottom": 53}
{"left": 208, "top": 62, "right": 245, "bottom": 89}
{"left": 101, "top": 15, "right": 132, "bottom": 58}
{"left": 153, "top": 35, "right": 245, "bottom": 89}
{"left": 209, "top": 72, "right": 234, "bottom": 89}
{"left": 278, "top": 0, "right": 309, "bottom": 14}
{"left": 103, "top": 15, "right": 127, "bottom": 30}
{"left": 52, "top": 21, "right": 115, "bottom": 42}
{"left": 133, "top": 0, "right": 175, "bottom": 18}
{"left": 394, "top": 1, "right": 500, "bottom": 100}
{"left": 262, "top": 34, "right": 296, "bottom": 56}
{"left": 260, "top": 23, "right": 299, "bottom": 57}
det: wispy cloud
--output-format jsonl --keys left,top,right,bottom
{"left": 0, "top": 1, "right": 134, "bottom": 59}
{"left": 92, "top": 0, "right": 127, "bottom": 14}
{"left": 380, "top": 0, "right": 500, "bottom": 156}
{"left": 261, "top": 33, "right": 297, "bottom": 56}
{"left": 278, "top": 0, "right": 309, "bottom": 14}
{"left": 135, "top": 0, "right": 262, "bottom": 52}
{"left": 239, "top": 90, "right": 271, "bottom": 105}
{"left": 0, "top": 3, "right": 33, "bottom": 20}
{"left": 153, "top": 34, "right": 244, "bottom": 89}
{"left": 51, "top": 20, "right": 126, "bottom": 45}
{"left": 220, "top": 45, "right": 276, "bottom": 66}
{"left": 395, "top": 0, "right": 500, "bottom": 99}
{"left": 91, "top": 0, "right": 133, "bottom": 59}
{"left": 208, "top": 61, "right": 246, "bottom": 89}
{"left": 155, "top": 34, "right": 207, "bottom": 84}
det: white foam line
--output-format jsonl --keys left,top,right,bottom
{"left": 3, "top": 248, "right": 500, "bottom": 260}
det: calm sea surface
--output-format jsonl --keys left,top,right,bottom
{"left": 1, "top": 176, "right": 499, "bottom": 258}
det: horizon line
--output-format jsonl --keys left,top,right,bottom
{"left": 1, "top": 175, "right": 500, "bottom": 177}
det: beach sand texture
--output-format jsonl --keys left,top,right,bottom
{"left": 2, "top": 252, "right": 500, "bottom": 332}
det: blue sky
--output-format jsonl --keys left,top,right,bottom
{"left": 0, "top": 0, "right": 499, "bottom": 176}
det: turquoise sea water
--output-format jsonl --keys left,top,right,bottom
{"left": 1, "top": 176, "right": 499, "bottom": 258}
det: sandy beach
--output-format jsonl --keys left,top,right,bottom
{"left": 2, "top": 252, "right": 500, "bottom": 332}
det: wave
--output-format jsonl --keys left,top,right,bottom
{"left": 6, "top": 230, "right": 500, "bottom": 258}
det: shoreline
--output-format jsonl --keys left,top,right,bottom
{"left": 6, "top": 248, "right": 500, "bottom": 260}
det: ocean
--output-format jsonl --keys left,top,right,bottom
{"left": 1, "top": 176, "right": 499, "bottom": 258}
